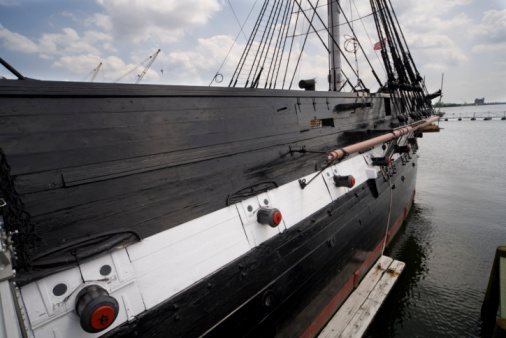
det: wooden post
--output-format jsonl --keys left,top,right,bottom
{"left": 482, "top": 246, "right": 506, "bottom": 333}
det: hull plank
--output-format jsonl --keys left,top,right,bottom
{"left": 1, "top": 83, "right": 392, "bottom": 256}
{"left": 103, "top": 154, "right": 417, "bottom": 337}
{"left": 0, "top": 79, "right": 425, "bottom": 337}
{"left": 0, "top": 0, "right": 438, "bottom": 334}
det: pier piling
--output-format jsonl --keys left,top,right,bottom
{"left": 482, "top": 246, "right": 506, "bottom": 337}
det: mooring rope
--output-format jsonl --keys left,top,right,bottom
{"left": 381, "top": 166, "right": 393, "bottom": 256}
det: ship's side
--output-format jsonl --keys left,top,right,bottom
{"left": 104, "top": 148, "right": 418, "bottom": 338}
{"left": 0, "top": 0, "right": 443, "bottom": 333}
{"left": 0, "top": 79, "right": 397, "bottom": 258}
{"left": 0, "top": 78, "right": 426, "bottom": 337}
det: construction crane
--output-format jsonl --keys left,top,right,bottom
{"left": 90, "top": 62, "right": 102, "bottom": 82}
{"left": 114, "top": 49, "right": 161, "bottom": 84}
{"left": 81, "top": 62, "right": 102, "bottom": 82}
{"left": 136, "top": 49, "right": 160, "bottom": 84}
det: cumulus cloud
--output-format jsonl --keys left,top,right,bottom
{"left": 37, "top": 27, "right": 116, "bottom": 56}
{"left": 472, "top": 41, "right": 506, "bottom": 53}
{"left": 167, "top": 35, "right": 241, "bottom": 85}
{"left": 391, "top": 0, "right": 471, "bottom": 17}
{"left": 0, "top": 24, "right": 38, "bottom": 52}
{"left": 39, "top": 53, "right": 53, "bottom": 60}
{"left": 0, "top": 23, "right": 115, "bottom": 57}
{"left": 61, "top": 11, "right": 78, "bottom": 22}
{"left": 0, "top": 0, "right": 20, "bottom": 6}
{"left": 0, "top": 22, "right": 121, "bottom": 80}
{"left": 407, "top": 33, "right": 467, "bottom": 64}
{"left": 85, "top": 13, "right": 112, "bottom": 31}
{"left": 0, "top": 0, "right": 224, "bottom": 81}
{"left": 51, "top": 53, "right": 161, "bottom": 83}
{"left": 53, "top": 53, "right": 106, "bottom": 75}
{"left": 93, "top": 0, "right": 222, "bottom": 43}
{"left": 164, "top": 32, "right": 333, "bottom": 90}
{"left": 470, "top": 9, "right": 506, "bottom": 44}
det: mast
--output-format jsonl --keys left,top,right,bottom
{"left": 328, "top": 0, "right": 341, "bottom": 91}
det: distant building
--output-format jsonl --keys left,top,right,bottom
{"left": 475, "top": 98, "right": 485, "bottom": 105}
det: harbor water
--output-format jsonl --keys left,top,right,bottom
{"left": 366, "top": 104, "right": 506, "bottom": 337}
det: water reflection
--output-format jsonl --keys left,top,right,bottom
{"left": 356, "top": 120, "right": 506, "bottom": 337}
{"left": 364, "top": 203, "right": 432, "bottom": 337}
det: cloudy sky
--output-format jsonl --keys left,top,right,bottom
{"left": 0, "top": 0, "right": 505, "bottom": 103}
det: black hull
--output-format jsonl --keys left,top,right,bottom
{"left": 104, "top": 154, "right": 417, "bottom": 337}
{"left": 0, "top": 79, "right": 423, "bottom": 337}
{"left": 0, "top": 80, "right": 391, "bottom": 262}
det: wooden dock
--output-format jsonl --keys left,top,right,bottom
{"left": 318, "top": 256, "right": 405, "bottom": 338}
{"left": 482, "top": 246, "right": 506, "bottom": 337}
{"left": 422, "top": 123, "right": 442, "bottom": 132}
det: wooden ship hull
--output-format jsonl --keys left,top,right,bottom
{"left": 0, "top": 79, "right": 434, "bottom": 337}
{"left": 0, "top": 0, "right": 440, "bottom": 336}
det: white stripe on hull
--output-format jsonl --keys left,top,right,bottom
{"left": 19, "top": 144, "right": 401, "bottom": 337}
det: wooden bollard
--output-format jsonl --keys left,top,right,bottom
{"left": 482, "top": 247, "right": 506, "bottom": 330}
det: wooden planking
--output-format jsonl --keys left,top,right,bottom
{"left": 31, "top": 172, "right": 233, "bottom": 233}
{"left": 21, "top": 131, "right": 329, "bottom": 216}
{"left": 501, "top": 256, "right": 506, "bottom": 318}
{"left": 17, "top": 112, "right": 347, "bottom": 195}
{"left": 21, "top": 125, "right": 384, "bottom": 252}
{"left": 101, "top": 158, "right": 414, "bottom": 337}
{"left": 98, "top": 156, "right": 414, "bottom": 338}
{"left": 23, "top": 165, "right": 179, "bottom": 216}
{"left": 318, "top": 256, "right": 405, "bottom": 338}
{"left": 27, "top": 152, "right": 322, "bottom": 249}
{"left": 340, "top": 260, "right": 405, "bottom": 337}
{"left": 1, "top": 95, "right": 360, "bottom": 136}
{"left": 296, "top": 97, "right": 376, "bottom": 129}
{"left": 0, "top": 88, "right": 396, "bottom": 255}
{"left": 0, "top": 107, "right": 295, "bottom": 156}
{"left": 13, "top": 113, "right": 371, "bottom": 195}
{"left": 6, "top": 123, "right": 295, "bottom": 176}
{"left": 4, "top": 111, "right": 211, "bottom": 139}
{"left": 128, "top": 205, "right": 251, "bottom": 309}
{"left": 0, "top": 79, "right": 359, "bottom": 100}
{"left": 27, "top": 152, "right": 328, "bottom": 251}
{"left": 3, "top": 95, "right": 384, "bottom": 178}
{"left": 318, "top": 256, "right": 392, "bottom": 337}
{"left": 482, "top": 246, "right": 506, "bottom": 325}
{"left": 0, "top": 94, "right": 299, "bottom": 172}
{"left": 0, "top": 95, "right": 277, "bottom": 117}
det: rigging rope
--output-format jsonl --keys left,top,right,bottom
{"left": 227, "top": 0, "right": 435, "bottom": 101}
{"left": 281, "top": 1, "right": 302, "bottom": 88}
{"left": 229, "top": 0, "right": 269, "bottom": 87}
{"left": 336, "top": 0, "right": 382, "bottom": 87}
{"left": 211, "top": 0, "right": 260, "bottom": 86}
{"left": 289, "top": 0, "right": 321, "bottom": 89}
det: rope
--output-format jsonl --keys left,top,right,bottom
{"left": 381, "top": 166, "right": 393, "bottom": 256}
{"left": 211, "top": 0, "right": 260, "bottom": 86}
{"left": 229, "top": 0, "right": 269, "bottom": 87}
{"left": 289, "top": 0, "right": 322, "bottom": 89}
{"left": 287, "top": 12, "right": 375, "bottom": 38}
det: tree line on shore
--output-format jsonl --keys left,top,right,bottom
{"left": 434, "top": 102, "right": 506, "bottom": 108}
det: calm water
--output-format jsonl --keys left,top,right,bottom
{"left": 366, "top": 104, "right": 506, "bottom": 338}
